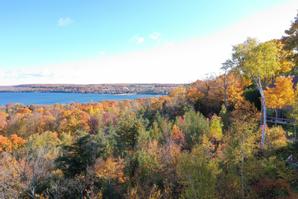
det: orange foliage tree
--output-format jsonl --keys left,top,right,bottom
{"left": 264, "top": 76, "right": 295, "bottom": 120}
{"left": 0, "top": 134, "right": 26, "bottom": 152}
{"left": 265, "top": 76, "right": 295, "bottom": 109}
{"left": 171, "top": 124, "right": 184, "bottom": 144}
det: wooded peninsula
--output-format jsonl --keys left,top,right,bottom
{"left": 0, "top": 84, "right": 182, "bottom": 94}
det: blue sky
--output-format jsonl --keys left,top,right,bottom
{"left": 0, "top": 0, "right": 297, "bottom": 84}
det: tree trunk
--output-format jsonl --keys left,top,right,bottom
{"left": 256, "top": 78, "right": 266, "bottom": 149}
{"left": 275, "top": 109, "right": 278, "bottom": 125}
{"left": 223, "top": 71, "right": 228, "bottom": 108}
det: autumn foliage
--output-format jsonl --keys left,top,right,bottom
{"left": 0, "top": 12, "right": 297, "bottom": 199}
{"left": 0, "top": 134, "right": 26, "bottom": 152}
{"left": 265, "top": 76, "right": 295, "bottom": 109}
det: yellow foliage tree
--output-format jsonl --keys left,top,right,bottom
{"left": 233, "top": 38, "right": 294, "bottom": 148}
{"left": 266, "top": 126, "right": 288, "bottom": 150}
{"left": 275, "top": 40, "right": 295, "bottom": 73}
{"left": 169, "top": 87, "right": 186, "bottom": 98}
{"left": 227, "top": 72, "right": 246, "bottom": 105}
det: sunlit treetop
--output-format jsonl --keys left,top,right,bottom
{"left": 233, "top": 38, "right": 294, "bottom": 84}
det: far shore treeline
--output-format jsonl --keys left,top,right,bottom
{"left": 0, "top": 84, "right": 183, "bottom": 95}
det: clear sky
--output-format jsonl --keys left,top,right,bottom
{"left": 0, "top": 0, "right": 297, "bottom": 85}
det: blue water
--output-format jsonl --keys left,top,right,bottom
{"left": 0, "top": 92, "right": 161, "bottom": 105}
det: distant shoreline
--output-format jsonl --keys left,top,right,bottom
{"left": 0, "top": 83, "right": 182, "bottom": 95}
{"left": 0, "top": 91, "right": 166, "bottom": 95}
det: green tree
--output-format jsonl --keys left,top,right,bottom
{"left": 283, "top": 12, "right": 298, "bottom": 72}
{"left": 177, "top": 110, "right": 209, "bottom": 150}
{"left": 219, "top": 104, "right": 229, "bottom": 129}
{"left": 55, "top": 134, "right": 104, "bottom": 177}
{"left": 209, "top": 115, "right": 223, "bottom": 141}
{"left": 177, "top": 146, "right": 219, "bottom": 199}
{"left": 115, "top": 113, "right": 143, "bottom": 156}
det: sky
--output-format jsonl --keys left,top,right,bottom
{"left": 0, "top": 0, "right": 297, "bottom": 85}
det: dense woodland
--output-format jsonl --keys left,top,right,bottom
{"left": 0, "top": 14, "right": 298, "bottom": 199}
